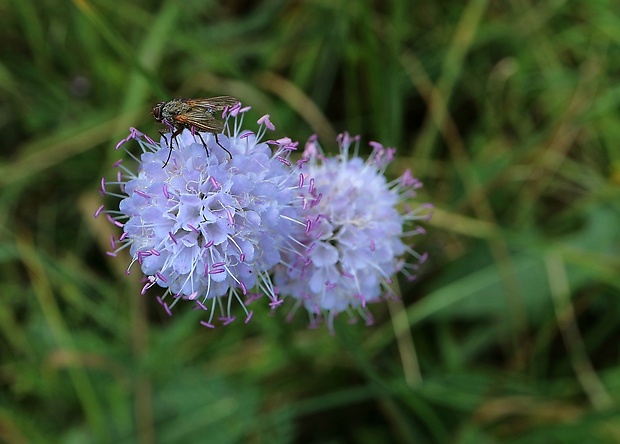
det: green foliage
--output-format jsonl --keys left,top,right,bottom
{"left": 1, "top": 0, "right": 619, "bottom": 442}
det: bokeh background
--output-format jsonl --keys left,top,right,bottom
{"left": 2, "top": 0, "right": 620, "bottom": 442}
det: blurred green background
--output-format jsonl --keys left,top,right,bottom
{"left": 2, "top": 0, "right": 620, "bottom": 442}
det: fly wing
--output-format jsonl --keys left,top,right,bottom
{"left": 172, "top": 111, "right": 224, "bottom": 133}
{"left": 183, "top": 96, "right": 240, "bottom": 113}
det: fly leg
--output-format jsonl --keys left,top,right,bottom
{"left": 214, "top": 133, "right": 233, "bottom": 160}
{"left": 162, "top": 127, "right": 183, "bottom": 168}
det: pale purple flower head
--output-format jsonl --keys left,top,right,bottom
{"left": 275, "top": 133, "right": 431, "bottom": 330}
{"left": 97, "top": 105, "right": 309, "bottom": 327}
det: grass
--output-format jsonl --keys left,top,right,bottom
{"left": 1, "top": 0, "right": 620, "bottom": 442}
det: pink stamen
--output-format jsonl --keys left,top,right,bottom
{"left": 219, "top": 316, "right": 236, "bottom": 326}
{"left": 257, "top": 114, "right": 275, "bottom": 130}
{"left": 245, "top": 312, "right": 253, "bottom": 324}
{"left": 106, "top": 214, "right": 124, "bottom": 228}
{"left": 94, "top": 205, "right": 104, "bottom": 218}
{"left": 135, "top": 190, "right": 150, "bottom": 199}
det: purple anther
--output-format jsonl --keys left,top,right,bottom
{"left": 400, "top": 169, "right": 416, "bottom": 187}
{"left": 144, "top": 134, "right": 156, "bottom": 145}
{"left": 209, "top": 177, "right": 219, "bottom": 190}
{"left": 188, "top": 291, "right": 198, "bottom": 300}
{"left": 309, "top": 178, "right": 315, "bottom": 194}
{"left": 112, "top": 159, "right": 123, "bottom": 168}
{"left": 155, "top": 272, "right": 167, "bottom": 283}
{"left": 200, "top": 320, "right": 215, "bottom": 328}
{"left": 169, "top": 231, "right": 178, "bottom": 244}
{"left": 239, "top": 253, "right": 245, "bottom": 262}
{"left": 311, "top": 194, "right": 322, "bottom": 207}
{"left": 245, "top": 312, "right": 253, "bottom": 324}
{"left": 119, "top": 232, "right": 128, "bottom": 241}
{"left": 269, "top": 299, "right": 284, "bottom": 308}
{"left": 106, "top": 251, "right": 117, "bottom": 257}
{"left": 370, "top": 240, "right": 375, "bottom": 251}
{"left": 162, "top": 183, "right": 170, "bottom": 199}
{"left": 298, "top": 173, "right": 305, "bottom": 188}
{"left": 187, "top": 223, "right": 199, "bottom": 233}
{"left": 141, "top": 281, "right": 154, "bottom": 295}
{"left": 205, "top": 240, "right": 214, "bottom": 248}
{"left": 305, "top": 220, "right": 312, "bottom": 235}
{"left": 94, "top": 205, "right": 104, "bottom": 218}
{"left": 109, "top": 235, "right": 116, "bottom": 250}
{"left": 272, "top": 137, "right": 289, "bottom": 146}
{"left": 193, "top": 300, "right": 206, "bottom": 311}
{"left": 296, "top": 157, "right": 309, "bottom": 169}
{"left": 163, "top": 303, "right": 172, "bottom": 316}
{"left": 218, "top": 316, "right": 235, "bottom": 326}
{"left": 277, "top": 156, "right": 291, "bottom": 166}
{"left": 134, "top": 190, "right": 150, "bottom": 199}
{"left": 150, "top": 248, "right": 160, "bottom": 256}
{"left": 240, "top": 281, "right": 247, "bottom": 295}
{"left": 106, "top": 214, "right": 124, "bottom": 228}
{"left": 209, "top": 268, "right": 225, "bottom": 275}
{"left": 115, "top": 131, "right": 134, "bottom": 150}
{"left": 240, "top": 131, "right": 254, "bottom": 139}
{"left": 419, "top": 252, "right": 429, "bottom": 264}
{"left": 369, "top": 140, "right": 383, "bottom": 152}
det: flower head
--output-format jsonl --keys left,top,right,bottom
{"left": 275, "top": 133, "right": 431, "bottom": 329}
{"left": 98, "top": 105, "right": 308, "bottom": 327}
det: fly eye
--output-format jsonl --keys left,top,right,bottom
{"left": 152, "top": 103, "right": 164, "bottom": 120}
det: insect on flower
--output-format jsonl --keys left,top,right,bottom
{"left": 152, "top": 96, "right": 240, "bottom": 166}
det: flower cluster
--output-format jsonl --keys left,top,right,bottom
{"left": 97, "top": 103, "right": 430, "bottom": 329}
{"left": 98, "top": 105, "right": 308, "bottom": 327}
{"left": 274, "top": 133, "right": 431, "bottom": 329}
